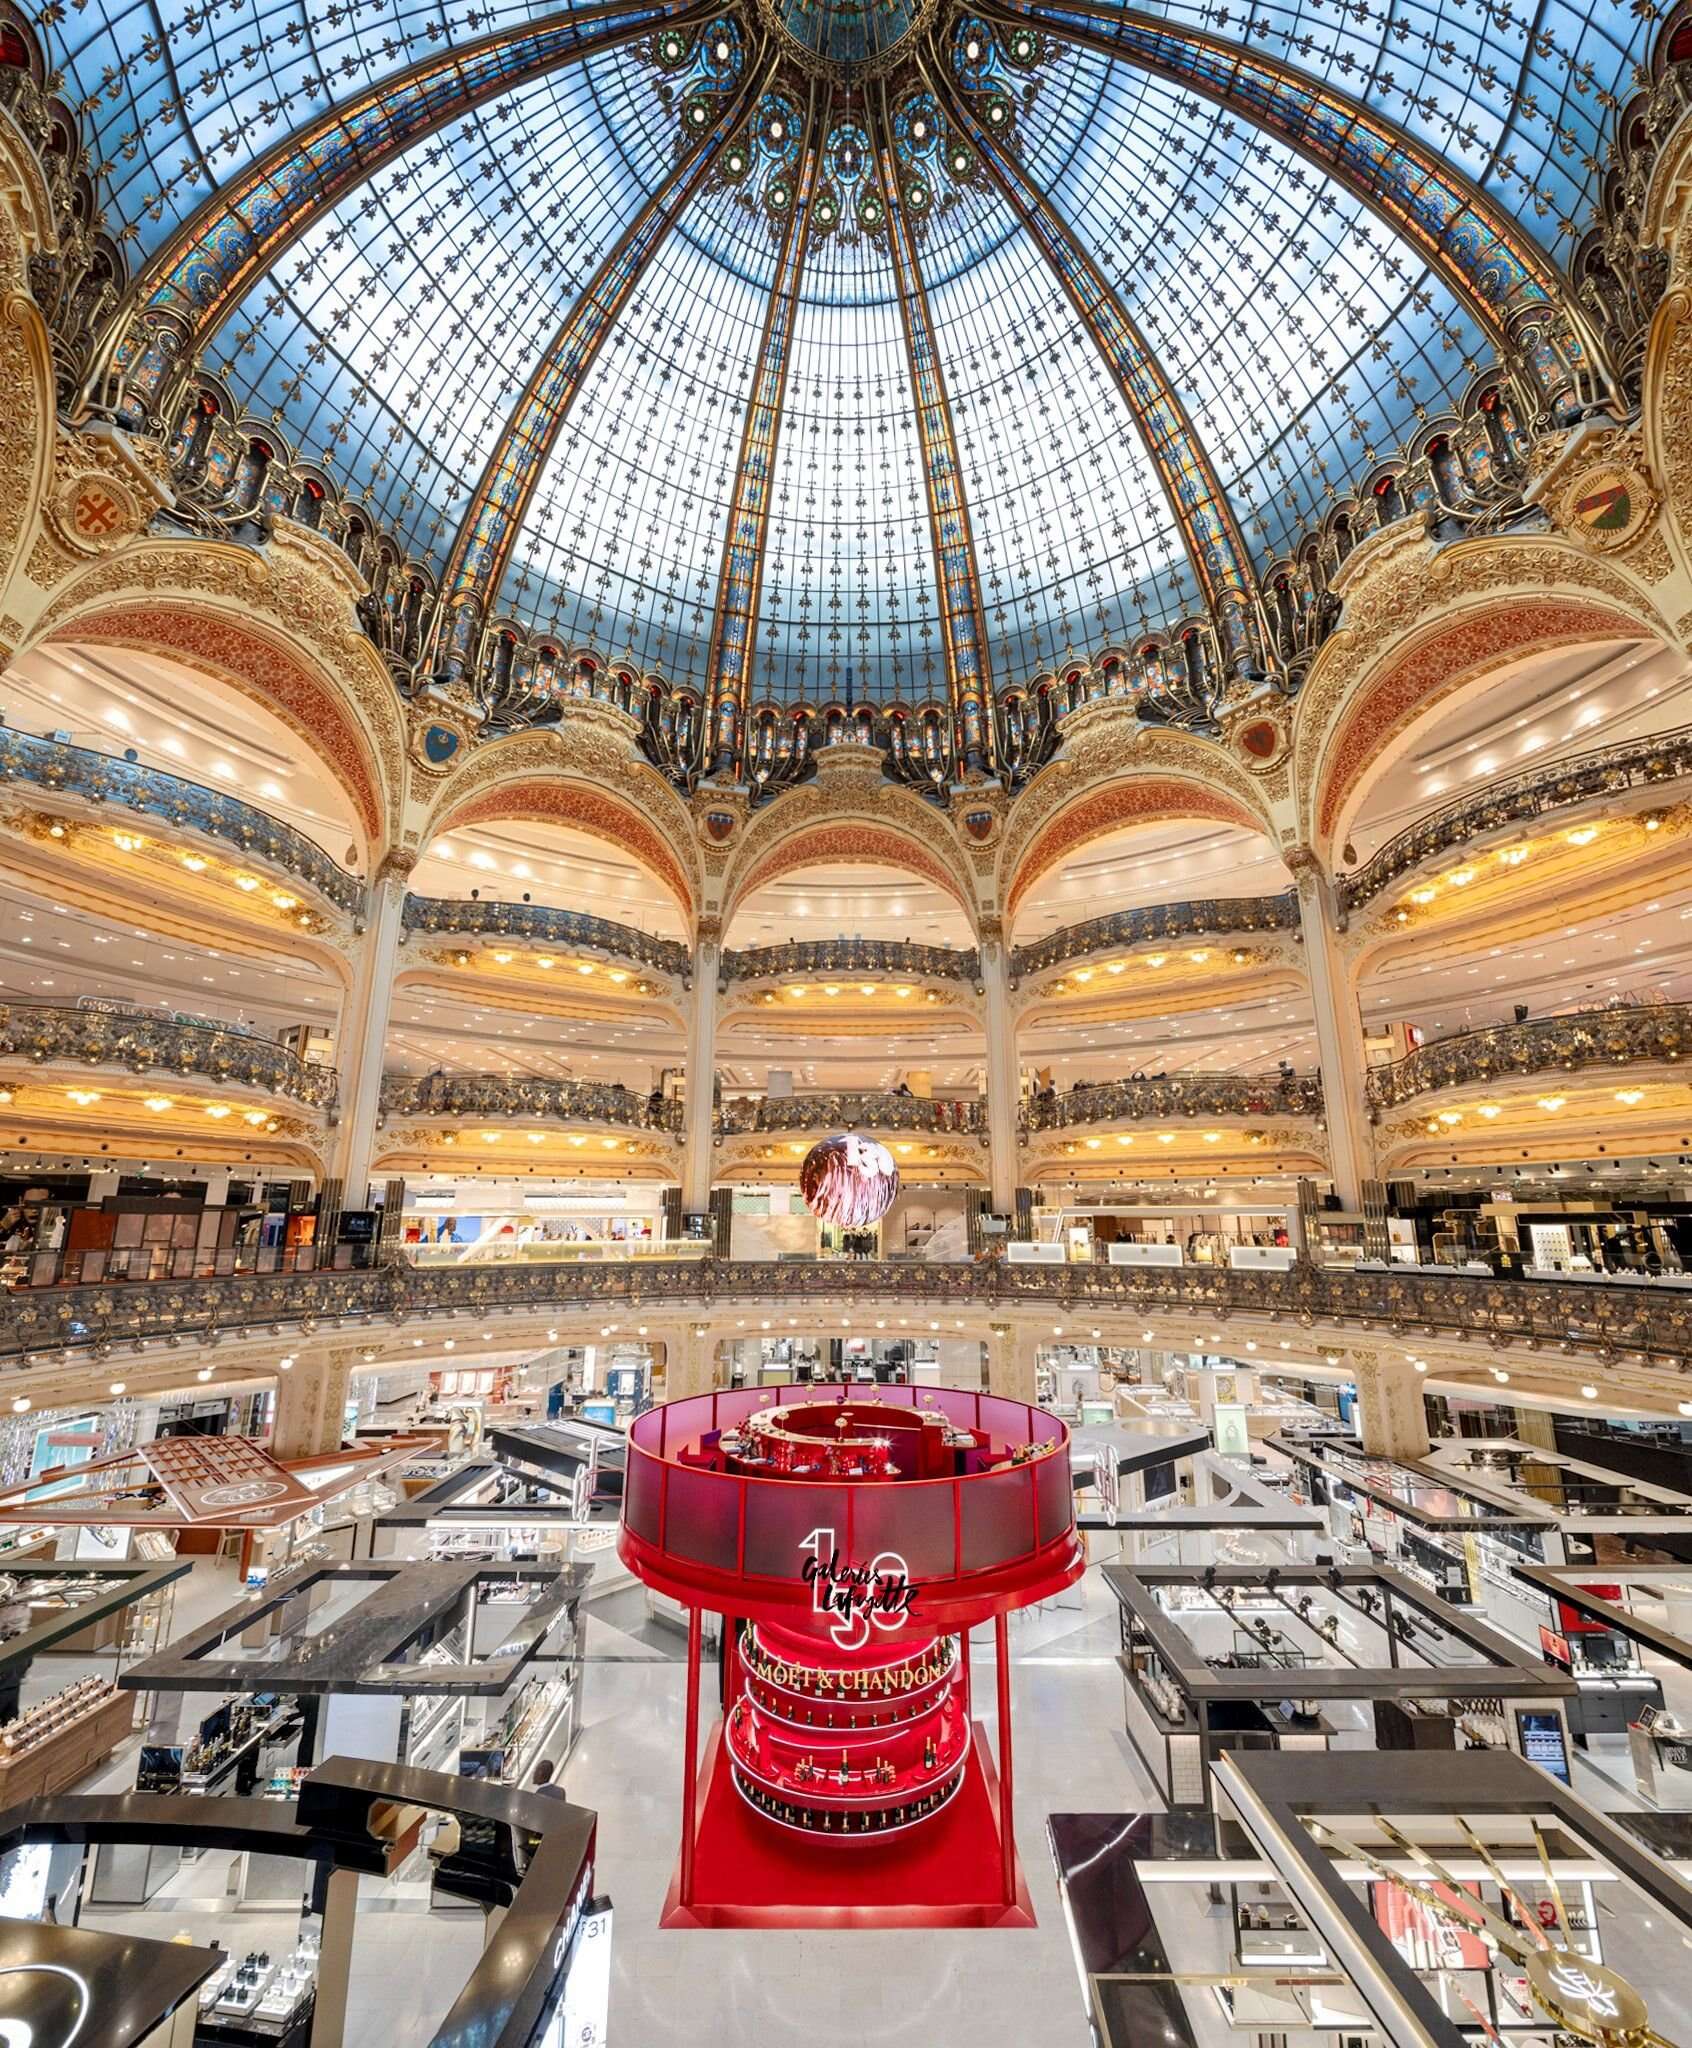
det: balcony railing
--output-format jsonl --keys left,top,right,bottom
{"left": 1339, "top": 728, "right": 1692, "bottom": 913}
{"left": 1010, "top": 893, "right": 1299, "bottom": 980}
{"left": 716, "top": 1093, "right": 987, "bottom": 1136}
{"left": 380, "top": 1073, "right": 683, "bottom": 1133}
{"left": 1364, "top": 1003, "right": 1692, "bottom": 1113}
{"left": 720, "top": 939, "right": 980, "bottom": 986}
{"left": 401, "top": 895, "right": 691, "bottom": 979}
{"left": 0, "top": 1003, "right": 339, "bottom": 1108}
{"left": 8, "top": 1259, "right": 1692, "bottom": 1372}
{"left": 0, "top": 727, "right": 366, "bottom": 916}
{"left": 1022, "top": 1073, "right": 1323, "bottom": 1134}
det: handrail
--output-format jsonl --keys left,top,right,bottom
{"left": 0, "top": 1002, "right": 339, "bottom": 1108}
{"left": 1364, "top": 1003, "right": 1692, "bottom": 1112}
{"left": 1338, "top": 727, "right": 1692, "bottom": 912}
{"left": 720, "top": 938, "right": 981, "bottom": 985}
{"left": 8, "top": 1258, "right": 1692, "bottom": 1369}
{"left": 715, "top": 1092, "right": 987, "bottom": 1136}
{"left": 0, "top": 726, "right": 366, "bottom": 916}
{"left": 1010, "top": 892, "right": 1299, "bottom": 979}
{"left": 380, "top": 1072, "right": 683, "bottom": 1132}
{"left": 1022, "top": 1072, "right": 1322, "bottom": 1133}
{"left": 401, "top": 895, "right": 692, "bottom": 979}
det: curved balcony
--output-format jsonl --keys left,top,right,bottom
{"left": 0, "top": 727, "right": 366, "bottom": 917}
{"left": 380, "top": 1073, "right": 683, "bottom": 1133}
{"left": 8, "top": 1258, "right": 1692, "bottom": 1373}
{"left": 401, "top": 895, "right": 691, "bottom": 980}
{"left": 720, "top": 939, "right": 981, "bottom": 986}
{"left": 1010, "top": 893, "right": 1298, "bottom": 980}
{"left": 1022, "top": 1073, "right": 1322, "bottom": 1134}
{"left": 1339, "top": 727, "right": 1692, "bottom": 914}
{"left": 0, "top": 1003, "right": 338, "bottom": 1109}
{"left": 1364, "top": 1004, "right": 1692, "bottom": 1114}
{"left": 715, "top": 1092, "right": 987, "bottom": 1138}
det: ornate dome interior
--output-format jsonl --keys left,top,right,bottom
{"left": 43, "top": 0, "right": 1649, "bottom": 719}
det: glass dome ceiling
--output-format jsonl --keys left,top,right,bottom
{"left": 56, "top": 0, "right": 1647, "bottom": 704}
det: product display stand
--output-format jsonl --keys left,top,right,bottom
{"left": 619, "top": 1384, "right": 1083, "bottom": 1929}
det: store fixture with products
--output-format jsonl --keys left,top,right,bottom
{"left": 1107, "top": 1563, "right": 1576, "bottom": 1810}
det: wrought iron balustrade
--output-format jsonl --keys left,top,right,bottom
{"left": 9, "top": 1259, "right": 1692, "bottom": 1377}
{"left": 1022, "top": 1073, "right": 1322, "bottom": 1133}
{"left": 400, "top": 895, "right": 691, "bottom": 979}
{"left": 1339, "top": 728, "right": 1692, "bottom": 913}
{"left": 0, "top": 1003, "right": 338, "bottom": 1108}
{"left": 720, "top": 938, "right": 981, "bottom": 985}
{"left": 715, "top": 1093, "right": 987, "bottom": 1137}
{"left": 0, "top": 727, "right": 366, "bottom": 916}
{"left": 380, "top": 1073, "right": 683, "bottom": 1132}
{"left": 1364, "top": 1003, "right": 1692, "bottom": 1112}
{"left": 1011, "top": 893, "right": 1299, "bottom": 979}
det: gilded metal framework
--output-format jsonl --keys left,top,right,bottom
{"left": 924, "top": 41, "right": 1260, "bottom": 672}
{"left": 427, "top": 42, "right": 775, "bottom": 679}
{"left": 983, "top": 1, "right": 1578, "bottom": 354}
{"left": 705, "top": 80, "right": 828, "bottom": 774}
{"left": 94, "top": 0, "right": 710, "bottom": 404}
{"left": 875, "top": 75, "right": 995, "bottom": 775}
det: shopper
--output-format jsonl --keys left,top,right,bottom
{"left": 532, "top": 1757, "right": 567, "bottom": 1802}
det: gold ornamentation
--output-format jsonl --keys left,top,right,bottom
{"left": 1556, "top": 458, "right": 1659, "bottom": 554}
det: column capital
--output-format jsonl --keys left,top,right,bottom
{"left": 374, "top": 847, "right": 418, "bottom": 887}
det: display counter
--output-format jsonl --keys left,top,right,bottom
{"left": 1106, "top": 1240, "right": 1183, "bottom": 1266}
{"left": 1628, "top": 1707, "right": 1692, "bottom": 1809}
{"left": 0, "top": 1677, "right": 133, "bottom": 1800}
{"left": 1107, "top": 1562, "right": 1575, "bottom": 1809}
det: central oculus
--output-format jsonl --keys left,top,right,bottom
{"left": 760, "top": 0, "right": 931, "bottom": 74}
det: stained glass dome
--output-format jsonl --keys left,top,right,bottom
{"left": 53, "top": 0, "right": 1649, "bottom": 710}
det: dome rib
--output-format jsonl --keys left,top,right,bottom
{"left": 926, "top": 38, "right": 1258, "bottom": 671}
{"left": 874, "top": 73, "right": 995, "bottom": 775}
{"left": 985, "top": 0, "right": 1609, "bottom": 390}
{"left": 704, "top": 78, "right": 829, "bottom": 774}
{"left": 428, "top": 40, "right": 778, "bottom": 683}
{"left": 91, "top": 0, "right": 707, "bottom": 405}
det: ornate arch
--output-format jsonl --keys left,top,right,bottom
{"left": 0, "top": 106, "right": 58, "bottom": 627}
{"left": 721, "top": 772, "right": 977, "bottom": 935}
{"left": 418, "top": 717, "right": 701, "bottom": 920}
{"left": 20, "top": 531, "right": 407, "bottom": 855}
{"left": 1294, "top": 530, "right": 1674, "bottom": 854}
{"left": 426, "top": 777, "right": 697, "bottom": 923}
{"left": 1003, "top": 776, "right": 1268, "bottom": 928}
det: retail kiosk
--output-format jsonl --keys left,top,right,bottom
{"left": 1510, "top": 1562, "right": 1692, "bottom": 1807}
{"left": 1106, "top": 1562, "right": 1576, "bottom": 1810}
{"left": 123, "top": 1557, "right": 588, "bottom": 1857}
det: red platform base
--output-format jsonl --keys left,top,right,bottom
{"left": 661, "top": 1723, "right": 1036, "bottom": 1930}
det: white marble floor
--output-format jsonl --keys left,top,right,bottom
{"left": 577, "top": 1573, "right": 1148, "bottom": 2048}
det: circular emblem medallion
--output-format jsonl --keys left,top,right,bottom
{"left": 1559, "top": 463, "right": 1656, "bottom": 554}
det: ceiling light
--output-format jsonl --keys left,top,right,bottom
{"left": 205, "top": 1104, "right": 231, "bottom": 1119}
{"left": 66, "top": 1089, "right": 100, "bottom": 1106}
{"left": 1536, "top": 1096, "right": 1566, "bottom": 1113}
{"left": 233, "top": 875, "right": 260, "bottom": 892}
{"left": 143, "top": 1097, "right": 174, "bottom": 1113}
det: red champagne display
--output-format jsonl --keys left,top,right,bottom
{"left": 618, "top": 1384, "right": 1084, "bottom": 1929}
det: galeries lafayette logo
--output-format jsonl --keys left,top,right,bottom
{"left": 193, "top": 1479, "right": 292, "bottom": 1511}
{"left": 800, "top": 1527, "right": 917, "bottom": 1649}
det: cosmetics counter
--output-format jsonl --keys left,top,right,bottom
{"left": 1050, "top": 1744, "right": 1678, "bottom": 2048}
{"left": 123, "top": 1559, "right": 589, "bottom": 1827}
{"left": 1210, "top": 1747, "right": 1691, "bottom": 2048}
{"left": 1108, "top": 1562, "right": 1578, "bottom": 1811}
{"left": 0, "top": 1756, "right": 610, "bottom": 2048}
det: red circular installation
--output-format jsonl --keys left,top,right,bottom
{"left": 620, "top": 1382, "right": 1084, "bottom": 1882}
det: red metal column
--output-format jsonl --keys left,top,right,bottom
{"left": 680, "top": 1604, "right": 703, "bottom": 1907}
{"left": 995, "top": 1612, "right": 1015, "bottom": 1904}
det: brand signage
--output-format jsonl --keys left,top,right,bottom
{"left": 799, "top": 1528, "right": 917, "bottom": 1649}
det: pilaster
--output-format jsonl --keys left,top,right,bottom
{"left": 271, "top": 1346, "right": 356, "bottom": 1461}
{"left": 985, "top": 1322, "right": 1039, "bottom": 1404}
{"left": 979, "top": 918, "right": 1019, "bottom": 1215}
{"left": 329, "top": 852, "right": 410, "bottom": 1203}
{"left": 681, "top": 921, "right": 722, "bottom": 1216}
{"left": 663, "top": 1331, "right": 720, "bottom": 1402}
{"left": 1353, "top": 1353, "right": 1430, "bottom": 1462}
{"left": 1289, "top": 850, "right": 1374, "bottom": 1210}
